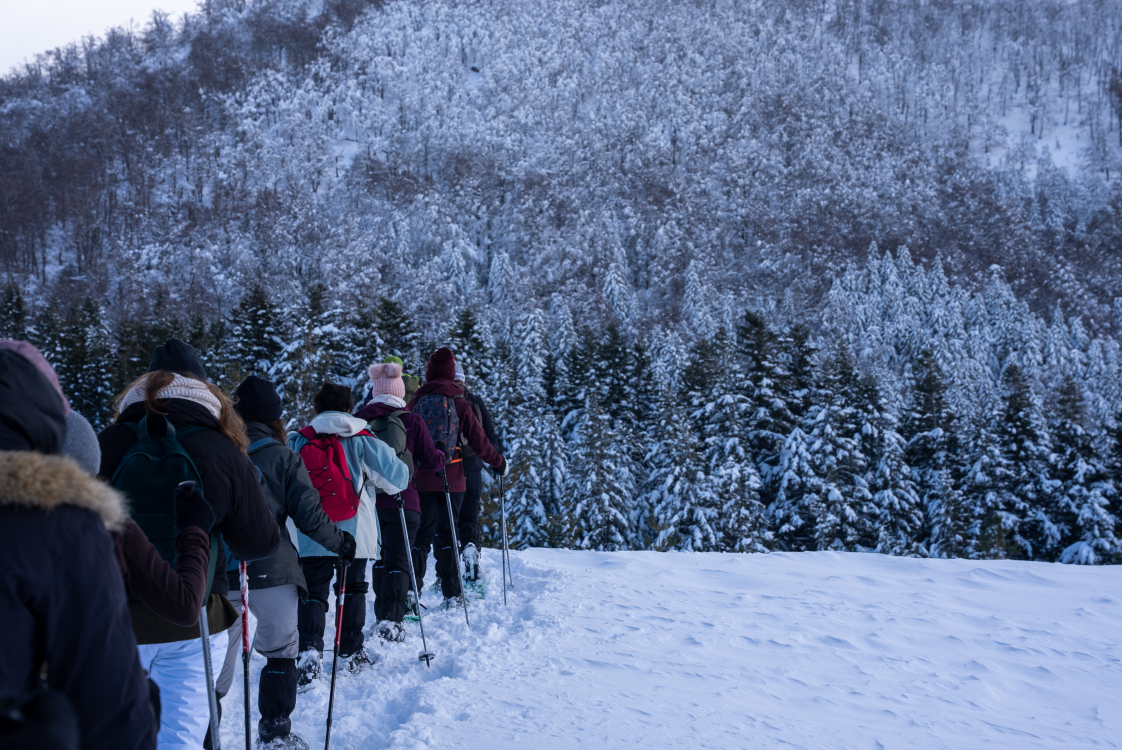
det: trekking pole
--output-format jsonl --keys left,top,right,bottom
{"left": 440, "top": 466, "right": 471, "bottom": 629}
{"left": 199, "top": 601, "right": 222, "bottom": 750}
{"left": 324, "top": 561, "right": 349, "bottom": 750}
{"left": 499, "top": 473, "right": 514, "bottom": 603}
{"left": 239, "top": 561, "right": 251, "bottom": 750}
{"left": 397, "top": 495, "right": 435, "bottom": 667}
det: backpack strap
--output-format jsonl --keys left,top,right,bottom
{"left": 247, "top": 437, "right": 280, "bottom": 454}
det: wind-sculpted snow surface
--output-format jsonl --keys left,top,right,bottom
{"left": 220, "top": 550, "right": 1122, "bottom": 748}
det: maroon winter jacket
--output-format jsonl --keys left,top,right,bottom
{"left": 352, "top": 401, "right": 447, "bottom": 513}
{"left": 113, "top": 518, "right": 211, "bottom": 628}
{"left": 407, "top": 379, "right": 504, "bottom": 493}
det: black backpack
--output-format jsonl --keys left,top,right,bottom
{"left": 367, "top": 410, "right": 415, "bottom": 480}
{"left": 110, "top": 414, "right": 220, "bottom": 598}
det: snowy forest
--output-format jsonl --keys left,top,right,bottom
{"left": 3, "top": 0, "right": 1122, "bottom": 563}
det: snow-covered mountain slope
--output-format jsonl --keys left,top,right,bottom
{"left": 220, "top": 549, "right": 1122, "bottom": 749}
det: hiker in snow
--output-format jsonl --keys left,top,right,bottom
{"left": 0, "top": 349, "right": 159, "bottom": 750}
{"left": 291, "top": 382, "right": 410, "bottom": 685}
{"left": 452, "top": 361, "right": 503, "bottom": 582}
{"left": 213, "top": 376, "right": 356, "bottom": 749}
{"left": 98, "top": 339, "right": 281, "bottom": 750}
{"left": 0, "top": 342, "right": 220, "bottom": 642}
{"left": 408, "top": 347, "right": 508, "bottom": 606}
{"left": 353, "top": 360, "right": 447, "bottom": 642}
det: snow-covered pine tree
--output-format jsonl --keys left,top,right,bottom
{"left": 737, "top": 311, "right": 797, "bottom": 507}
{"left": 1051, "top": 375, "right": 1119, "bottom": 564}
{"left": 807, "top": 346, "right": 875, "bottom": 552}
{"left": 222, "top": 284, "right": 284, "bottom": 390}
{"left": 37, "top": 298, "right": 114, "bottom": 427}
{"left": 770, "top": 425, "right": 821, "bottom": 551}
{"left": 506, "top": 406, "right": 567, "bottom": 549}
{"left": 557, "top": 326, "right": 598, "bottom": 439}
{"left": 271, "top": 284, "right": 349, "bottom": 424}
{"left": 859, "top": 374, "right": 924, "bottom": 557}
{"left": 993, "top": 363, "right": 1052, "bottom": 559}
{"left": 562, "top": 390, "right": 634, "bottom": 551}
{"left": 513, "top": 307, "right": 549, "bottom": 408}
{"left": 903, "top": 351, "right": 968, "bottom": 558}
{"left": 646, "top": 398, "right": 716, "bottom": 551}
{"left": 375, "top": 296, "right": 418, "bottom": 365}
{"left": 0, "top": 283, "right": 28, "bottom": 340}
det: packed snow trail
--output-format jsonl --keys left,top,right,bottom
{"left": 220, "top": 550, "right": 1122, "bottom": 749}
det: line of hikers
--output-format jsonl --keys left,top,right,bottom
{"left": 0, "top": 337, "right": 507, "bottom": 750}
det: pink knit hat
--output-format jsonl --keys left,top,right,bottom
{"left": 0, "top": 339, "right": 70, "bottom": 414}
{"left": 368, "top": 362, "right": 406, "bottom": 399}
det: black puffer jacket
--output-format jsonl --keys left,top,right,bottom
{"left": 0, "top": 350, "right": 157, "bottom": 750}
{"left": 229, "top": 421, "right": 344, "bottom": 598}
{"left": 99, "top": 399, "right": 280, "bottom": 644}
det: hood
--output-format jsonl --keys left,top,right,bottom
{"left": 0, "top": 340, "right": 69, "bottom": 414}
{"left": 0, "top": 451, "right": 128, "bottom": 531}
{"left": 407, "top": 378, "right": 462, "bottom": 410}
{"left": 354, "top": 400, "right": 407, "bottom": 423}
{"left": 0, "top": 350, "right": 67, "bottom": 454}
{"left": 309, "top": 411, "right": 370, "bottom": 437}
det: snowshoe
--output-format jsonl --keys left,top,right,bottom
{"left": 462, "top": 543, "right": 480, "bottom": 582}
{"left": 377, "top": 621, "right": 407, "bottom": 643}
{"left": 257, "top": 733, "right": 311, "bottom": 750}
{"left": 339, "top": 647, "right": 378, "bottom": 676}
{"left": 295, "top": 651, "right": 321, "bottom": 693}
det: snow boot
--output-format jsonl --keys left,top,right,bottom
{"left": 295, "top": 651, "right": 321, "bottom": 693}
{"left": 442, "top": 595, "right": 463, "bottom": 610}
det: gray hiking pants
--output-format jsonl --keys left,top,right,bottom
{"left": 215, "top": 583, "right": 299, "bottom": 696}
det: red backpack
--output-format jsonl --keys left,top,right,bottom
{"left": 297, "top": 426, "right": 370, "bottom": 522}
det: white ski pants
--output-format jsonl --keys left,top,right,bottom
{"left": 137, "top": 631, "right": 227, "bottom": 750}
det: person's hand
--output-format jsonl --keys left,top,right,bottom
{"left": 495, "top": 457, "right": 510, "bottom": 478}
{"left": 174, "top": 481, "right": 216, "bottom": 534}
{"left": 337, "top": 530, "right": 357, "bottom": 564}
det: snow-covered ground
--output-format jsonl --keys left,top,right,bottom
{"left": 220, "top": 550, "right": 1122, "bottom": 749}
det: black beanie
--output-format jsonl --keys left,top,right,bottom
{"left": 148, "top": 338, "right": 207, "bottom": 381}
{"left": 234, "top": 375, "right": 283, "bottom": 423}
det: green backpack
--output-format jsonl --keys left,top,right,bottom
{"left": 367, "top": 410, "right": 414, "bottom": 481}
{"left": 111, "top": 414, "right": 220, "bottom": 598}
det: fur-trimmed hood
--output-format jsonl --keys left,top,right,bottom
{"left": 0, "top": 451, "right": 127, "bottom": 531}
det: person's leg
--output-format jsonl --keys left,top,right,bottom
{"left": 145, "top": 632, "right": 227, "bottom": 750}
{"left": 413, "top": 493, "right": 441, "bottom": 589}
{"left": 298, "top": 557, "right": 332, "bottom": 657}
{"left": 459, "top": 469, "right": 482, "bottom": 549}
{"left": 336, "top": 559, "right": 368, "bottom": 657}
{"left": 435, "top": 492, "right": 465, "bottom": 600}
{"left": 247, "top": 584, "right": 300, "bottom": 743}
{"left": 377, "top": 508, "right": 420, "bottom": 623}
{"left": 371, "top": 516, "right": 388, "bottom": 623}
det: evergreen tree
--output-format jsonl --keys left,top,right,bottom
{"left": 562, "top": 391, "right": 634, "bottom": 551}
{"left": 647, "top": 399, "right": 716, "bottom": 551}
{"left": 222, "top": 284, "right": 284, "bottom": 389}
{"left": 993, "top": 364, "right": 1052, "bottom": 559}
{"left": 447, "top": 307, "right": 491, "bottom": 385}
{"left": 38, "top": 298, "right": 114, "bottom": 427}
{"left": 375, "top": 296, "right": 418, "bottom": 363}
{"left": 0, "top": 283, "right": 28, "bottom": 340}
{"left": 513, "top": 307, "right": 549, "bottom": 408}
{"left": 112, "top": 293, "right": 178, "bottom": 395}
{"left": 770, "top": 425, "right": 820, "bottom": 551}
{"left": 505, "top": 407, "right": 566, "bottom": 549}
{"left": 271, "top": 284, "right": 349, "bottom": 423}
{"left": 861, "top": 374, "right": 924, "bottom": 557}
{"left": 1051, "top": 376, "right": 1119, "bottom": 564}
{"left": 557, "top": 326, "right": 598, "bottom": 438}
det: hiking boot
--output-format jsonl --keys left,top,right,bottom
{"left": 339, "top": 648, "right": 378, "bottom": 676}
{"left": 462, "top": 544, "right": 479, "bottom": 582}
{"left": 257, "top": 733, "right": 310, "bottom": 750}
{"left": 377, "top": 621, "right": 406, "bottom": 644}
{"left": 295, "top": 651, "right": 320, "bottom": 693}
{"left": 442, "top": 595, "right": 463, "bottom": 610}
{"left": 406, "top": 590, "right": 420, "bottom": 617}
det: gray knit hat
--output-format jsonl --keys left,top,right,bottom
{"left": 453, "top": 361, "right": 465, "bottom": 383}
{"left": 62, "top": 410, "right": 101, "bottom": 475}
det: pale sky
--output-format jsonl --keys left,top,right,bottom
{"left": 0, "top": 0, "right": 201, "bottom": 75}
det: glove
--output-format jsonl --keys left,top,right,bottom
{"left": 174, "top": 481, "right": 216, "bottom": 534}
{"left": 496, "top": 456, "right": 510, "bottom": 478}
{"left": 337, "top": 530, "right": 357, "bottom": 564}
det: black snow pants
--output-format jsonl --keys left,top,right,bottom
{"left": 297, "top": 558, "right": 368, "bottom": 658}
{"left": 373, "top": 508, "right": 420, "bottom": 622}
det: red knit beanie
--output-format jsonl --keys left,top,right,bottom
{"left": 425, "top": 347, "right": 457, "bottom": 382}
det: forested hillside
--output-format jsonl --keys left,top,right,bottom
{"left": 2, "top": 0, "right": 1122, "bottom": 562}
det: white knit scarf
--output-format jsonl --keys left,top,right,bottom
{"left": 119, "top": 373, "right": 223, "bottom": 420}
{"left": 369, "top": 393, "right": 407, "bottom": 409}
